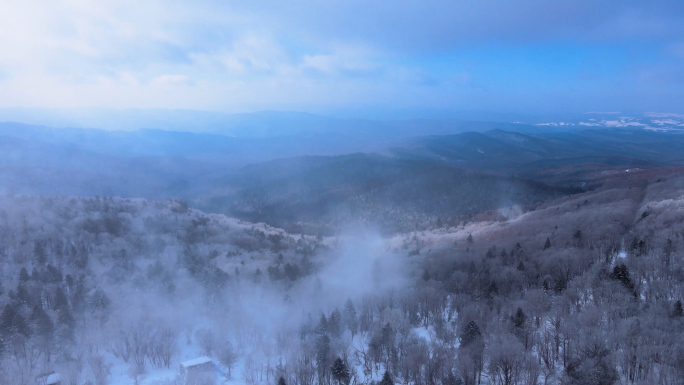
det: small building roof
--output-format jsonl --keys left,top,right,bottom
{"left": 46, "top": 373, "right": 61, "bottom": 384}
{"left": 181, "top": 356, "right": 212, "bottom": 367}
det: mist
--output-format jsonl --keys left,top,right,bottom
{"left": 3, "top": 113, "right": 684, "bottom": 385}
{"left": 2, "top": 1, "right": 684, "bottom": 385}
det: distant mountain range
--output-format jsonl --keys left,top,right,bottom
{"left": 520, "top": 111, "right": 684, "bottom": 131}
{"left": 2, "top": 115, "right": 684, "bottom": 233}
{"left": 390, "top": 128, "right": 684, "bottom": 186}
{"left": 201, "top": 153, "right": 578, "bottom": 233}
{"left": 2, "top": 108, "right": 681, "bottom": 134}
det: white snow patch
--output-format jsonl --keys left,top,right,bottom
{"left": 181, "top": 356, "right": 212, "bottom": 367}
{"left": 412, "top": 326, "right": 434, "bottom": 343}
{"left": 652, "top": 119, "right": 682, "bottom": 125}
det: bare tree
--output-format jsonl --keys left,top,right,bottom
{"left": 130, "top": 321, "right": 153, "bottom": 373}
{"left": 128, "top": 361, "right": 146, "bottom": 385}
{"left": 486, "top": 333, "right": 524, "bottom": 385}
{"left": 196, "top": 328, "right": 217, "bottom": 356}
{"left": 149, "top": 327, "right": 178, "bottom": 368}
{"left": 86, "top": 349, "right": 111, "bottom": 385}
{"left": 107, "top": 329, "right": 133, "bottom": 363}
{"left": 243, "top": 355, "right": 260, "bottom": 385}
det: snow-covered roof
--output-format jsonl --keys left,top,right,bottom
{"left": 46, "top": 373, "right": 61, "bottom": 384}
{"left": 181, "top": 356, "right": 212, "bottom": 367}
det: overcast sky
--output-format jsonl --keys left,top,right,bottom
{"left": 1, "top": 1, "right": 683, "bottom": 115}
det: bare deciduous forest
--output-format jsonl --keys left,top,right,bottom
{"left": 1, "top": 160, "right": 683, "bottom": 385}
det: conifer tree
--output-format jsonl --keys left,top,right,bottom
{"left": 328, "top": 309, "right": 342, "bottom": 338}
{"left": 344, "top": 299, "right": 358, "bottom": 338}
{"left": 331, "top": 357, "right": 350, "bottom": 385}
{"left": 612, "top": 264, "right": 635, "bottom": 293}
{"left": 512, "top": 308, "right": 526, "bottom": 329}
{"left": 673, "top": 300, "right": 683, "bottom": 317}
{"left": 459, "top": 321, "right": 482, "bottom": 348}
{"left": 516, "top": 261, "right": 525, "bottom": 271}
{"left": 317, "top": 313, "right": 328, "bottom": 335}
{"left": 31, "top": 305, "right": 54, "bottom": 338}
{"left": 19, "top": 267, "right": 30, "bottom": 282}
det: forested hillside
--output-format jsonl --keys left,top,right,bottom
{"left": 1, "top": 172, "right": 682, "bottom": 384}
{"left": 207, "top": 154, "right": 578, "bottom": 234}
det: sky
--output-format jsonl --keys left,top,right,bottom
{"left": 1, "top": 1, "right": 683, "bottom": 116}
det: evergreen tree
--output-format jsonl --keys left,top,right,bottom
{"left": 381, "top": 323, "right": 393, "bottom": 348}
{"left": 316, "top": 313, "right": 329, "bottom": 335}
{"left": 316, "top": 334, "right": 331, "bottom": 366}
{"left": 543, "top": 237, "right": 552, "bottom": 250}
{"left": 485, "top": 245, "right": 496, "bottom": 259}
{"left": 328, "top": 309, "right": 342, "bottom": 338}
{"left": 664, "top": 238, "right": 674, "bottom": 257}
{"left": 516, "top": 261, "right": 525, "bottom": 271}
{"left": 46, "top": 264, "right": 63, "bottom": 283}
{"left": 316, "top": 334, "right": 331, "bottom": 381}
{"left": 573, "top": 230, "right": 583, "bottom": 246}
{"left": 512, "top": 308, "right": 526, "bottom": 329}
{"left": 34, "top": 240, "right": 48, "bottom": 265}
{"left": 284, "top": 263, "right": 301, "bottom": 281}
{"left": 54, "top": 287, "right": 69, "bottom": 310}
{"left": 88, "top": 288, "right": 110, "bottom": 311}
{"left": 331, "top": 357, "right": 350, "bottom": 385}
{"left": 58, "top": 307, "right": 76, "bottom": 330}
{"left": 278, "top": 377, "right": 287, "bottom": 385}
{"left": 637, "top": 239, "right": 647, "bottom": 255}
{"left": 30, "top": 305, "right": 54, "bottom": 338}
{"left": 485, "top": 282, "right": 499, "bottom": 299}
{"left": 611, "top": 264, "right": 635, "bottom": 294}
{"left": 16, "top": 283, "right": 32, "bottom": 306}
{"left": 0, "top": 303, "right": 30, "bottom": 339}
{"left": 459, "top": 321, "right": 482, "bottom": 348}
{"left": 553, "top": 273, "right": 567, "bottom": 293}
{"left": 511, "top": 307, "right": 529, "bottom": 349}
{"left": 344, "top": 299, "right": 358, "bottom": 338}
{"left": 19, "top": 267, "right": 30, "bottom": 282}
{"left": 673, "top": 300, "right": 683, "bottom": 317}
{"left": 514, "top": 242, "right": 524, "bottom": 256}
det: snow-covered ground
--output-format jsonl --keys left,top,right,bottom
{"left": 109, "top": 333, "right": 220, "bottom": 385}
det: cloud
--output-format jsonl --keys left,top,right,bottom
{"left": 189, "top": 34, "right": 287, "bottom": 75}
{"left": 0, "top": 1, "right": 683, "bottom": 113}
{"left": 150, "top": 74, "right": 191, "bottom": 87}
{"left": 237, "top": 0, "right": 684, "bottom": 52}
{"left": 300, "top": 45, "right": 382, "bottom": 77}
